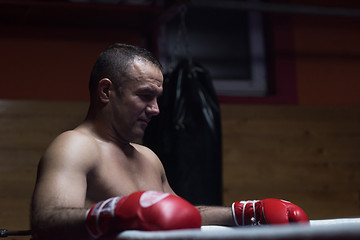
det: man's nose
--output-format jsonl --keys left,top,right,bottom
{"left": 146, "top": 100, "right": 160, "bottom": 116}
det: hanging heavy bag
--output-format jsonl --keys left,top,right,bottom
{"left": 143, "top": 59, "right": 222, "bottom": 205}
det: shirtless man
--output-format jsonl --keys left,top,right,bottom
{"left": 31, "top": 43, "right": 309, "bottom": 240}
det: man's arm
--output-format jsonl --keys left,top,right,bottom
{"left": 135, "top": 146, "right": 236, "bottom": 226}
{"left": 133, "top": 145, "right": 235, "bottom": 226}
{"left": 31, "top": 131, "right": 97, "bottom": 240}
{"left": 196, "top": 206, "right": 235, "bottom": 226}
{"left": 132, "top": 144, "right": 177, "bottom": 196}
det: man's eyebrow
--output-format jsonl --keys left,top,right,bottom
{"left": 137, "top": 87, "right": 162, "bottom": 96}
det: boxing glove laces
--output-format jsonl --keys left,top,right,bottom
{"left": 232, "top": 198, "right": 309, "bottom": 226}
{"left": 86, "top": 191, "right": 201, "bottom": 239}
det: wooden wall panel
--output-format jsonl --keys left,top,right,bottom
{"left": 0, "top": 100, "right": 88, "bottom": 232}
{"left": 221, "top": 104, "right": 360, "bottom": 219}
{"left": 0, "top": 100, "right": 359, "bottom": 234}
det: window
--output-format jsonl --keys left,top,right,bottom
{"left": 158, "top": 0, "right": 267, "bottom": 97}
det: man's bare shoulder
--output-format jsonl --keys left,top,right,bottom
{"left": 40, "top": 129, "right": 100, "bottom": 172}
{"left": 131, "top": 143, "right": 163, "bottom": 169}
{"left": 131, "top": 143, "right": 157, "bottom": 159}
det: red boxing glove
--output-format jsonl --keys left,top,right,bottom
{"left": 232, "top": 199, "right": 309, "bottom": 226}
{"left": 86, "top": 191, "right": 201, "bottom": 239}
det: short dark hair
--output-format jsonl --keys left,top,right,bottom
{"left": 89, "top": 43, "right": 162, "bottom": 97}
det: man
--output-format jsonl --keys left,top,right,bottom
{"left": 31, "top": 43, "right": 308, "bottom": 240}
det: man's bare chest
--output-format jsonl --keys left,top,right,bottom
{"left": 85, "top": 151, "right": 164, "bottom": 203}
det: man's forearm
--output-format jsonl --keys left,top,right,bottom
{"left": 31, "top": 205, "right": 235, "bottom": 239}
{"left": 196, "top": 206, "right": 235, "bottom": 226}
{"left": 31, "top": 207, "right": 90, "bottom": 240}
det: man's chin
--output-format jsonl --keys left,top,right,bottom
{"left": 132, "top": 129, "right": 145, "bottom": 141}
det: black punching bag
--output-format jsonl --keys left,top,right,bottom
{"left": 143, "top": 59, "right": 222, "bottom": 205}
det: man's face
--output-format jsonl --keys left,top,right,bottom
{"left": 110, "top": 57, "right": 163, "bottom": 143}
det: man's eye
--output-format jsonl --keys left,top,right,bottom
{"left": 139, "top": 94, "right": 153, "bottom": 101}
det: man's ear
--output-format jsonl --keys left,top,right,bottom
{"left": 98, "top": 78, "right": 112, "bottom": 103}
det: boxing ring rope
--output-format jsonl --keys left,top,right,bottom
{"left": 117, "top": 218, "right": 360, "bottom": 240}
{"left": 0, "top": 229, "right": 31, "bottom": 238}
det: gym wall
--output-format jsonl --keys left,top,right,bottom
{"left": 0, "top": 0, "right": 359, "bottom": 233}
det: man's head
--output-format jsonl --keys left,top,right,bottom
{"left": 89, "top": 43, "right": 162, "bottom": 99}
{"left": 88, "top": 43, "right": 164, "bottom": 143}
